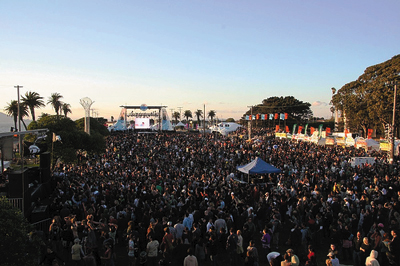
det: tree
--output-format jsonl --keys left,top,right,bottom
{"left": 256, "top": 96, "right": 312, "bottom": 124}
{"left": 172, "top": 111, "right": 180, "bottom": 124}
{"left": 47, "top": 93, "right": 63, "bottom": 116}
{"left": 208, "top": 110, "right": 216, "bottom": 125}
{"left": 331, "top": 54, "right": 400, "bottom": 137}
{"left": 184, "top": 110, "right": 192, "bottom": 122}
{"left": 194, "top": 109, "right": 203, "bottom": 125}
{"left": 4, "top": 100, "right": 29, "bottom": 131}
{"left": 28, "top": 115, "right": 108, "bottom": 165}
{"left": 62, "top": 103, "right": 72, "bottom": 117}
{"left": 21, "top": 91, "right": 45, "bottom": 121}
{"left": 0, "top": 197, "right": 41, "bottom": 266}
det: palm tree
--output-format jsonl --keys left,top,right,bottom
{"left": 184, "top": 110, "right": 192, "bottom": 122}
{"left": 172, "top": 111, "right": 180, "bottom": 124}
{"left": 21, "top": 91, "right": 45, "bottom": 121}
{"left": 4, "top": 100, "right": 29, "bottom": 131}
{"left": 208, "top": 110, "right": 216, "bottom": 125}
{"left": 194, "top": 109, "right": 203, "bottom": 126}
{"left": 48, "top": 93, "right": 63, "bottom": 116}
{"left": 62, "top": 103, "right": 72, "bottom": 117}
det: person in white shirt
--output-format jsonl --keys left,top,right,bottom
{"left": 184, "top": 247, "right": 198, "bottom": 266}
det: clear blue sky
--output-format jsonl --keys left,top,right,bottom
{"left": 1, "top": 0, "right": 399, "bottom": 121}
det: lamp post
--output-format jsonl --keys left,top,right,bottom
{"left": 14, "top": 85, "right": 25, "bottom": 214}
{"left": 331, "top": 87, "right": 338, "bottom": 132}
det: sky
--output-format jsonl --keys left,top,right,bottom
{"left": 0, "top": 0, "right": 399, "bottom": 122}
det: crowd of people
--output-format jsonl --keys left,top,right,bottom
{"left": 35, "top": 128, "right": 400, "bottom": 266}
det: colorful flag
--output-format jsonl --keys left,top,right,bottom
{"left": 298, "top": 126, "right": 303, "bottom": 134}
{"left": 280, "top": 113, "right": 285, "bottom": 120}
{"left": 275, "top": 125, "right": 280, "bottom": 132}
{"left": 368, "top": 129, "right": 373, "bottom": 139}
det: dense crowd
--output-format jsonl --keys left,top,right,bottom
{"left": 37, "top": 128, "right": 400, "bottom": 266}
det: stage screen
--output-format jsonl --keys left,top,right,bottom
{"left": 135, "top": 118, "right": 150, "bottom": 129}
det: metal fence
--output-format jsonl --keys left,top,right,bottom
{"left": 31, "top": 218, "right": 52, "bottom": 236}
{"left": 7, "top": 198, "right": 51, "bottom": 236}
{"left": 7, "top": 197, "right": 23, "bottom": 210}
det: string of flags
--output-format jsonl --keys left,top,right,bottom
{"left": 245, "top": 113, "right": 288, "bottom": 120}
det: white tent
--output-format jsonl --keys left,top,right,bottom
{"left": 365, "top": 139, "right": 380, "bottom": 151}
{"left": 175, "top": 121, "right": 185, "bottom": 128}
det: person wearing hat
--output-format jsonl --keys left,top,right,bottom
{"left": 285, "top": 249, "right": 299, "bottom": 266}
{"left": 71, "top": 238, "right": 84, "bottom": 265}
{"left": 327, "top": 252, "right": 339, "bottom": 266}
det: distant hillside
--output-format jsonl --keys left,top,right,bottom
{"left": 0, "top": 112, "right": 14, "bottom": 123}
{"left": 0, "top": 112, "right": 32, "bottom": 133}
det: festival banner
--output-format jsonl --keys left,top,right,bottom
{"left": 285, "top": 113, "right": 288, "bottom": 119}
{"left": 246, "top": 115, "right": 249, "bottom": 120}
{"left": 285, "top": 126, "right": 289, "bottom": 133}
{"left": 367, "top": 129, "right": 373, "bottom": 139}
{"left": 280, "top": 113, "right": 285, "bottom": 120}
{"left": 269, "top": 114, "right": 274, "bottom": 120}
{"left": 318, "top": 124, "right": 323, "bottom": 137}
{"left": 310, "top": 127, "right": 315, "bottom": 135}
{"left": 292, "top": 124, "right": 297, "bottom": 135}
{"left": 275, "top": 125, "right": 280, "bottom": 132}
{"left": 326, "top": 127, "right": 331, "bottom": 134}
{"left": 298, "top": 126, "right": 303, "bottom": 134}
{"left": 261, "top": 114, "right": 266, "bottom": 120}
{"left": 274, "top": 113, "right": 278, "bottom": 119}
{"left": 304, "top": 124, "right": 308, "bottom": 135}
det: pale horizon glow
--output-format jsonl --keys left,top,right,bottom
{"left": 1, "top": 1, "right": 399, "bottom": 121}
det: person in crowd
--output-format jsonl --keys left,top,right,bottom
{"left": 365, "top": 250, "right": 380, "bottom": 266}
{"left": 353, "top": 231, "right": 363, "bottom": 266}
{"left": 71, "top": 238, "right": 84, "bottom": 266}
{"left": 305, "top": 245, "right": 317, "bottom": 266}
{"left": 127, "top": 234, "right": 136, "bottom": 266}
{"left": 146, "top": 234, "right": 159, "bottom": 266}
{"left": 184, "top": 247, "right": 198, "bottom": 266}
{"left": 100, "top": 243, "right": 114, "bottom": 266}
{"left": 327, "top": 252, "right": 339, "bottom": 266}
{"left": 286, "top": 249, "right": 299, "bottom": 266}
{"left": 40, "top": 246, "right": 65, "bottom": 266}
{"left": 360, "top": 237, "right": 372, "bottom": 264}
{"left": 247, "top": 240, "right": 259, "bottom": 266}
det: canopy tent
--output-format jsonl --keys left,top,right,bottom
{"left": 236, "top": 157, "right": 281, "bottom": 183}
{"left": 175, "top": 121, "right": 185, "bottom": 128}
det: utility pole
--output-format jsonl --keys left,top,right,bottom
{"left": 177, "top": 107, "right": 183, "bottom": 121}
{"left": 169, "top": 108, "right": 174, "bottom": 121}
{"left": 203, "top": 104, "right": 206, "bottom": 138}
{"left": 14, "top": 85, "right": 25, "bottom": 215}
{"left": 388, "top": 81, "right": 399, "bottom": 163}
{"left": 247, "top": 105, "right": 253, "bottom": 140}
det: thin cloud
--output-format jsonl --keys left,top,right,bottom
{"left": 312, "top": 101, "right": 328, "bottom": 107}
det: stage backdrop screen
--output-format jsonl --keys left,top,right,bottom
{"left": 135, "top": 118, "right": 150, "bottom": 129}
